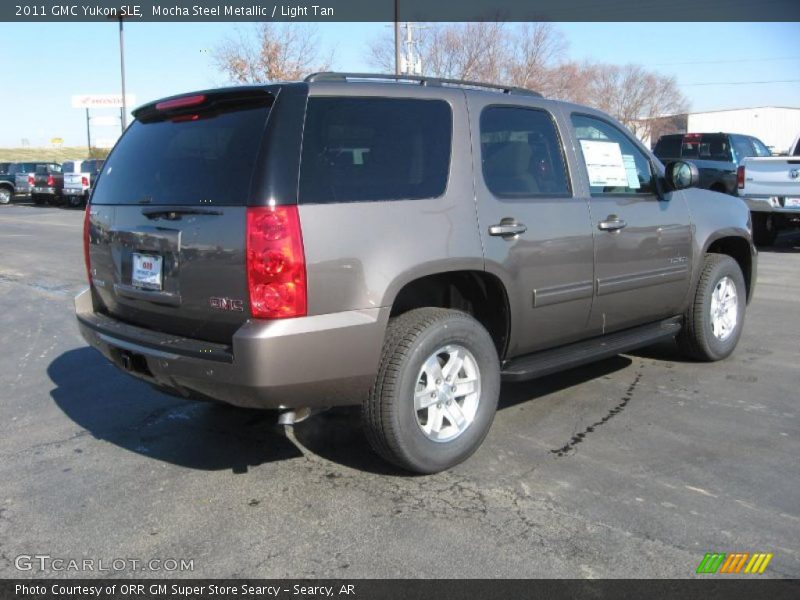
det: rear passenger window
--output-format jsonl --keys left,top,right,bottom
{"left": 299, "top": 97, "right": 452, "bottom": 203}
{"left": 653, "top": 136, "right": 682, "bottom": 160}
{"left": 732, "top": 135, "right": 755, "bottom": 161}
{"left": 571, "top": 114, "right": 655, "bottom": 196}
{"left": 480, "top": 106, "right": 570, "bottom": 197}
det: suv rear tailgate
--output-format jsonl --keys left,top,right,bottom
{"left": 87, "top": 88, "right": 276, "bottom": 344}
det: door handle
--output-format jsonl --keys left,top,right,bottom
{"left": 598, "top": 216, "right": 627, "bottom": 232}
{"left": 489, "top": 221, "right": 527, "bottom": 238}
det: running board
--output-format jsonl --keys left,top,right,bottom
{"left": 501, "top": 317, "right": 682, "bottom": 382}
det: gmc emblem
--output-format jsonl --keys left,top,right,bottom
{"left": 210, "top": 297, "right": 244, "bottom": 312}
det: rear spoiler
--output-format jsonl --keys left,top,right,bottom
{"left": 134, "top": 87, "right": 275, "bottom": 123}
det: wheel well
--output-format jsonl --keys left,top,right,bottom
{"left": 0, "top": 183, "right": 12, "bottom": 191}
{"left": 706, "top": 236, "right": 752, "bottom": 298}
{"left": 390, "top": 271, "right": 510, "bottom": 358}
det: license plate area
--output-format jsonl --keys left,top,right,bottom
{"left": 784, "top": 197, "right": 800, "bottom": 208}
{"left": 132, "top": 253, "right": 163, "bottom": 291}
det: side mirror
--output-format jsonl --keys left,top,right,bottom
{"left": 664, "top": 160, "right": 699, "bottom": 191}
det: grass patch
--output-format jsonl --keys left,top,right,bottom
{"left": 0, "top": 147, "right": 110, "bottom": 162}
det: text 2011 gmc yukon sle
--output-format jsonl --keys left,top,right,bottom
{"left": 75, "top": 73, "right": 757, "bottom": 473}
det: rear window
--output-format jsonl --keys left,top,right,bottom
{"left": 62, "top": 161, "right": 77, "bottom": 173}
{"left": 91, "top": 104, "right": 271, "bottom": 205}
{"left": 681, "top": 134, "right": 732, "bottom": 161}
{"left": 35, "top": 164, "right": 61, "bottom": 174}
{"left": 299, "top": 97, "right": 452, "bottom": 203}
{"left": 81, "top": 159, "right": 102, "bottom": 173}
{"left": 653, "top": 136, "right": 682, "bottom": 159}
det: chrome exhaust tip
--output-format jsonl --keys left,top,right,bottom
{"left": 277, "top": 407, "right": 327, "bottom": 425}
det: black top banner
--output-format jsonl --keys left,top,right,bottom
{"left": 3, "top": 0, "right": 800, "bottom": 22}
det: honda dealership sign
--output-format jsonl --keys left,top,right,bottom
{"left": 71, "top": 94, "right": 136, "bottom": 109}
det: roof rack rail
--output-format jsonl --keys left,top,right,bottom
{"left": 304, "top": 72, "right": 542, "bottom": 97}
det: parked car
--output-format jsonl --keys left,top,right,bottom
{"left": 62, "top": 159, "right": 104, "bottom": 207}
{"left": 653, "top": 132, "right": 772, "bottom": 195}
{"left": 14, "top": 162, "right": 49, "bottom": 197}
{"left": 737, "top": 148, "right": 800, "bottom": 245}
{"left": 0, "top": 162, "right": 16, "bottom": 204}
{"left": 76, "top": 74, "right": 756, "bottom": 473}
{"left": 31, "top": 163, "right": 64, "bottom": 205}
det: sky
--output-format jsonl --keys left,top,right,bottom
{"left": 0, "top": 21, "right": 798, "bottom": 147}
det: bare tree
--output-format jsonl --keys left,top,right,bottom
{"left": 506, "top": 23, "right": 567, "bottom": 90}
{"left": 369, "top": 22, "right": 509, "bottom": 81}
{"left": 366, "top": 22, "right": 689, "bottom": 140}
{"left": 578, "top": 63, "right": 688, "bottom": 139}
{"left": 215, "top": 24, "right": 332, "bottom": 84}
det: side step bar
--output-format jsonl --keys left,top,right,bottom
{"left": 501, "top": 317, "right": 682, "bottom": 382}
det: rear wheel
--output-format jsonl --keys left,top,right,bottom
{"left": 0, "top": 187, "right": 11, "bottom": 205}
{"left": 678, "top": 254, "right": 746, "bottom": 361}
{"left": 363, "top": 308, "right": 500, "bottom": 474}
{"left": 752, "top": 212, "right": 777, "bottom": 247}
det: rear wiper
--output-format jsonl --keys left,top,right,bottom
{"left": 142, "top": 207, "right": 223, "bottom": 220}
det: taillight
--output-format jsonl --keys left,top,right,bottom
{"left": 27, "top": 175, "right": 34, "bottom": 186}
{"left": 246, "top": 206, "right": 306, "bottom": 319}
{"left": 83, "top": 205, "right": 92, "bottom": 284}
{"left": 156, "top": 94, "right": 206, "bottom": 111}
{"left": 81, "top": 176, "right": 89, "bottom": 187}
{"left": 46, "top": 174, "right": 54, "bottom": 187}
{"left": 737, "top": 165, "right": 745, "bottom": 190}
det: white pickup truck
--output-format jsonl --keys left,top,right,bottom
{"left": 738, "top": 134, "right": 800, "bottom": 246}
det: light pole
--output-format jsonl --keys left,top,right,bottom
{"left": 118, "top": 16, "right": 127, "bottom": 132}
{"left": 394, "top": 1, "right": 401, "bottom": 75}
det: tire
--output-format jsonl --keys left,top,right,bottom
{"left": 0, "top": 187, "right": 11, "bottom": 205}
{"left": 68, "top": 194, "right": 85, "bottom": 208}
{"left": 752, "top": 212, "right": 777, "bottom": 247}
{"left": 678, "top": 254, "right": 746, "bottom": 362}
{"left": 363, "top": 308, "right": 500, "bottom": 474}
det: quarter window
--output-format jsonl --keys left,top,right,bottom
{"left": 480, "top": 106, "right": 570, "bottom": 197}
{"left": 571, "top": 114, "right": 655, "bottom": 195}
{"left": 299, "top": 97, "right": 452, "bottom": 203}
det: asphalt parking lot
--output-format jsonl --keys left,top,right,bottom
{"left": 0, "top": 202, "right": 798, "bottom": 578}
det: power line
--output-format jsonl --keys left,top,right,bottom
{"left": 652, "top": 56, "right": 800, "bottom": 67}
{"left": 681, "top": 79, "right": 800, "bottom": 87}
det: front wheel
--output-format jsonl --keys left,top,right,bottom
{"left": 363, "top": 308, "right": 500, "bottom": 474}
{"left": 678, "top": 254, "right": 746, "bottom": 361}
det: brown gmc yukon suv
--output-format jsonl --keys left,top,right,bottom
{"left": 76, "top": 73, "right": 757, "bottom": 473}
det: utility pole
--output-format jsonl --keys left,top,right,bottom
{"left": 86, "top": 108, "right": 92, "bottom": 154}
{"left": 118, "top": 16, "right": 127, "bottom": 132}
{"left": 394, "top": 1, "right": 401, "bottom": 75}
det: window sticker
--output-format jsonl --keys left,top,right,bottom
{"left": 622, "top": 154, "right": 641, "bottom": 189}
{"left": 579, "top": 140, "right": 629, "bottom": 187}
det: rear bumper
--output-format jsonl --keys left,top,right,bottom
{"left": 742, "top": 196, "right": 800, "bottom": 214}
{"left": 32, "top": 187, "right": 57, "bottom": 195}
{"left": 63, "top": 188, "right": 88, "bottom": 196}
{"left": 75, "top": 288, "right": 389, "bottom": 409}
